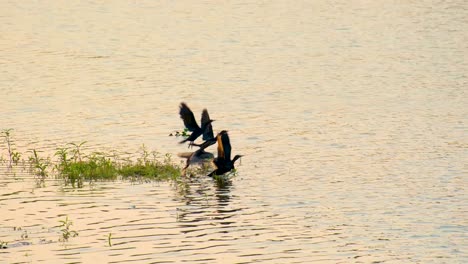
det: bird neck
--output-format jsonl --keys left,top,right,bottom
{"left": 232, "top": 155, "right": 242, "bottom": 164}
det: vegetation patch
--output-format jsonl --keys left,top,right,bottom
{"left": 1, "top": 130, "right": 184, "bottom": 188}
{"left": 54, "top": 144, "right": 182, "bottom": 188}
{"left": 58, "top": 216, "right": 78, "bottom": 242}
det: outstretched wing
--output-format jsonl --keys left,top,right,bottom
{"left": 220, "top": 131, "right": 231, "bottom": 162}
{"left": 203, "top": 123, "right": 214, "bottom": 141}
{"left": 179, "top": 103, "right": 200, "bottom": 132}
{"left": 201, "top": 109, "right": 214, "bottom": 140}
{"left": 216, "top": 132, "right": 225, "bottom": 159}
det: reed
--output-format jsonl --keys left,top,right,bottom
{"left": 107, "top": 233, "right": 112, "bottom": 247}
{"left": 1, "top": 129, "right": 21, "bottom": 168}
{"left": 28, "top": 149, "right": 49, "bottom": 180}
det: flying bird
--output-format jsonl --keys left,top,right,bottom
{"left": 178, "top": 140, "right": 214, "bottom": 176}
{"left": 189, "top": 133, "right": 217, "bottom": 149}
{"left": 179, "top": 102, "right": 214, "bottom": 145}
{"left": 208, "top": 130, "right": 243, "bottom": 177}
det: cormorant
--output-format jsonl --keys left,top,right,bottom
{"left": 178, "top": 102, "right": 214, "bottom": 145}
{"left": 208, "top": 130, "right": 243, "bottom": 177}
{"left": 178, "top": 140, "right": 214, "bottom": 175}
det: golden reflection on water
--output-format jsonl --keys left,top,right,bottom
{"left": 1, "top": 0, "right": 467, "bottom": 263}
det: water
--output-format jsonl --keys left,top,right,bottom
{"left": 1, "top": 1, "right": 467, "bottom": 263}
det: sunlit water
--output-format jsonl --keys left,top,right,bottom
{"left": 1, "top": 1, "right": 467, "bottom": 263}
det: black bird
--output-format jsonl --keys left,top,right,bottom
{"left": 179, "top": 102, "right": 214, "bottom": 145}
{"left": 178, "top": 140, "right": 214, "bottom": 176}
{"left": 188, "top": 118, "right": 217, "bottom": 148}
{"left": 189, "top": 133, "right": 217, "bottom": 149}
{"left": 208, "top": 130, "right": 243, "bottom": 177}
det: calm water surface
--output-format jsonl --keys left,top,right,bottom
{"left": 1, "top": 1, "right": 467, "bottom": 263}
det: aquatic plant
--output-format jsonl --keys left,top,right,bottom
{"left": 11, "top": 151, "right": 21, "bottom": 165}
{"left": 107, "top": 233, "right": 112, "bottom": 247}
{"left": 54, "top": 147, "right": 69, "bottom": 172}
{"left": 1, "top": 128, "right": 17, "bottom": 168}
{"left": 169, "top": 128, "right": 190, "bottom": 137}
{"left": 52, "top": 143, "right": 182, "bottom": 187}
{"left": 0, "top": 241, "right": 7, "bottom": 249}
{"left": 20, "top": 230, "right": 28, "bottom": 239}
{"left": 28, "top": 149, "right": 49, "bottom": 179}
{"left": 58, "top": 151, "right": 118, "bottom": 188}
{"left": 58, "top": 216, "right": 78, "bottom": 242}
{"left": 118, "top": 151, "right": 180, "bottom": 181}
{"left": 0, "top": 133, "right": 195, "bottom": 188}
{"left": 69, "top": 141, "right": 87, "bottom": 162}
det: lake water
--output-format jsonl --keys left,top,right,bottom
{"left": 1, "top": 1, "right": 467, "bottom": 263}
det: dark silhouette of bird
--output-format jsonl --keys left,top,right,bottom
{"left": 178, "top": 140, "right": 214, "bottom": 176}
{"left": 188, "top": 118, "right": 217, "bottom": 149}
{"left": 189, "top": 133, "right": 217, "bottom": 149}
{"left": 179, "top": 102, "right": 214, "bottom": 145}
{"left": 208, "top": 130, "right": 243, "bottom": 177}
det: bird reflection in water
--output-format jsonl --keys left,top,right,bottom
{"left": 173, "top": 177, "right": 238, "bottom": 228}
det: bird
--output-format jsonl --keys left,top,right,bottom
{"left": 178, "top": 140, "right": 214, "bottom": 176}
{"left": 179, "top": 102, "right": 214, "bottom": 145}
{"left": 188, "top": 118, "right": 217, "bottom": 149}
{"left": 189, "top": 133, "right": 217, "bottom": 149}
{"left": 208, "top": 130, "right": 243, "bottom": 177}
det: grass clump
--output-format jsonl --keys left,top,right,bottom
{"left": 59, "top": 153, "right": 118, "bottom": 188}
{"left": 1, "top": 134, "right": 185, "bottom": 188}
{"left": 119, "top": 147, "right": 180, "bottom": 181}
{"left": 54, "top": 143, "right": 181, "bottom": 187}
{"left": 119, "top": 161, "right": 179, "bottom": 181}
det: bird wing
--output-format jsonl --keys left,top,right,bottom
{"left": 179, "top": 130, "right": 201, "bottom": 143}
{"left": 179, "top": 103, "right": 200, "bottom": 132}
{"left": 221, "top": 131, "right": 232, "bottom": 161}
{"left": 198, "top": 139, "right": 213, "bottom": 150}
{"left": 177, "top": 152, "right": 193, "bottom": 159}
{"left": 203, "top": 123, "right": 214, "bottom": 141}
{"left": 216, "top": 132, "right": 225, "bottom": 159}
{"left": 201, "top": 109, "right": 214, "bottom": 140}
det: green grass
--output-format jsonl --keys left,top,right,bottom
{"left": 29, "top": 149, "right": 50, "bottom": 179}
{"left": 119, "top": 161, "right": 180, "bottom": 181}
{"left": 52, "top": 143, "right": 182, "bottom": 188}
{"left": 58, "top": 216, "right": 78, "bottom": 242}
{"left": 58, "top": 153, "right": 118, "bottom": 188}
{"left": 0, "top": 131, "right": 212, "bottom": 188}
{"left": 1, "top": 128, "right": 21, "bottom": 168}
